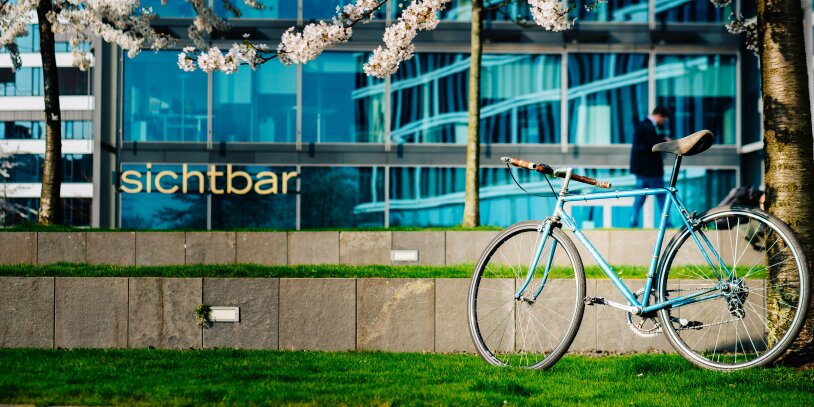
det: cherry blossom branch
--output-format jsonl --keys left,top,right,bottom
{"left": 711, "top": 0, "right": 757, "bottom": 54}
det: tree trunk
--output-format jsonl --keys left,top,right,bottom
{"left": 462, "top": 0, "right": 483, "bottom": 228}
{"left": 36, "top": 1, "right": 63, "bottom": 225}
{"left": 758, "top": 0, "right": 814, "bottom": 367}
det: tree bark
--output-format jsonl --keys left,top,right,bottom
{"left": 757, "top": 0, "right": 814, "bottom": 367}
{"left": 462, "top": 0, "right": 483, "bottom": 228}
{"left": 36, "top": 1, "right": 63, "bottom": 225}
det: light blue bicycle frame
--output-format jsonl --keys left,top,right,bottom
{"left": 516, "top": 159, "right": 734, "bottom": 316}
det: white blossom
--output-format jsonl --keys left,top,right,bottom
{"left": 363, "top": 0, "right": 450, "bottom": 78}
{"left": 528, "top": 0, "right": 574, "bottom": 32}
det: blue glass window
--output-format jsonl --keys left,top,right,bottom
{"left": 0, "top": 67, "right": 91, "bottom": 96}
{"left": 302, "top": 52, "right": 385, "bottom": 143}
{"left": 215, "top": 0, "right": 298, "bottom": 18}
{"left": 305, "top": 0, "right": 386, "bottom": 20}
{"left": 655, "top": 0, "right": 724, "bottom": 23}
{"left": 568, "top": 53, "right": 649, "bottom": 144}
{"left": 5, "top": 154, "right": 92, "bottom": 183}
{"left": 213, "top": 62, "right": 297, "bottom": 142}
{"left": 299, "top": 166, "right": 385, "bottom": 228}
{"left": 120, "top": 164, "right": 208, "bottom": 229}
{"left": 570, "top": 0, "right": 648, "bottom": 22}
{"left": 211, "top": 165, "right": 298, "bottom": 229}
{"left": 123, "top": 51, "right": 208, "bottom": 142}
{"left": 0, "top": 121, "right": 92, "bottom": 139}
{"left": 390, "top": 53, "right": 469, "bottom": 143}
{"left": 656, "top": 54, "right": 736, "bottom": 144}
{"left": 140, "top": 0, "right": 197, "bottom": 18}
{"left": 1, "top": 198, "right": 90, "bottom": 227}
{"left": 481, "top": 54, "right": 561, "bottom": 144}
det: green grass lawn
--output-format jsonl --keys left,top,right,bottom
{"left": 0, "top": 263, "right": 763, "bottom": 280}
{"left": 0, "top": 263, "right": 654, "bottom": 279}
{"left": 0, "top": 350, "right": 811, "bottom": 406}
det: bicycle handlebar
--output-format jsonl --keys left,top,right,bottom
{"left": 501, "top": 157, "right": 612, "bottom": 189}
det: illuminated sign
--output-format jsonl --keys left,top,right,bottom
{"left": 120, "top": 164, "right": 298, "bottom": 195}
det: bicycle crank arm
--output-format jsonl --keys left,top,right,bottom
{"left": 584, "top": 296, "right": 642, "bottom": 315}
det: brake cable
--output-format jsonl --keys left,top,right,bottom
{"left": 505, "top": 163, "right": 559, "bottom": 200}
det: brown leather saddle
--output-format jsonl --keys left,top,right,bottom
{"left": 652, "top": 129, "right": 714, "bottom": 156}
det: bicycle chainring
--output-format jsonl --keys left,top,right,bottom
{"left": 625, "top": 288, "right": 662, "bottom": 338}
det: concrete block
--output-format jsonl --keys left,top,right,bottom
{"left": 0, "top": 232, "right": 36, "bottom": 264}
{"left": 236, "top": 232, "right": 287, "bottom": 265}
{"left": 392, "top": 232, "right": 445, "bottom": 266}
{"left": 357, "top": 278, "right": 434, "bottom": 352}
{"left": 135, "top": 232, "right": 185, "bottom": 266}
{"left": 287, "top": 232, "right": 339, "bottom": 265}
{"left": 87, "top": 232, "right": 135, "bottom": 266}
{"left": 0, "top": 277, "right": 54, "bottom": 348}
{"left": 434, "top": 278, "right": 475, "bottom": 353}
{"left": 203, "top": 278, "right": 279, "bottom": 349}
{"left": 445, "top": 231, "right": 499, "bottom": 265}
{"left": 608, "top": 230, "right": 660, "bottom": 266}
{"left": 128, "top": 278, "right": 202, "bottom": 349}
{"left": 55, "top": 277, "right": 128, "bottom": 348}
{"left": 186, "top": 232, "right": 236, "bottom": 265}
{"left": 594, "top": 279, "right": 673, "bottom": 353}
{"left": 340, "top": 232, "right": 391, "bottom": 265}
{"left": 469, "top": 278, "right": 515, "bottom": 354}
{"left": 571, "top": 279, "right": 597, "bottom": 353}
{"left": 279, "top": 278, "right": 355, "bottom": 350}
{"left": 38, "top": 232, "right": 86, "bottom": 264}
{"left": 515, "top": 278, "right": 594, "bottom": 355}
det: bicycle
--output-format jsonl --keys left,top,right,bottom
{"left": 467, "top": 130, "right": 809, "bottom": 371}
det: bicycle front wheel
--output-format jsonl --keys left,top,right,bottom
{"left": 657, "top": 206, "right": 809, "bottom": 371}
{"left": 468, "top": 221, "right": 585, "bottom": 369}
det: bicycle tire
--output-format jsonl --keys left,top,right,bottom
{"left": 656, "top": 206, "right": 810, "bottom": 371}
{"left": 468, "top": 221, "right": 586, "bottom": 369}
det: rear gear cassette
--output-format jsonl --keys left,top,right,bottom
{"left": 626, "top": 288, "right": 662, "bottom": 338}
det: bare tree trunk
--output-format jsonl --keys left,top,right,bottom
{"left": 462, "top": 0, "right": 483, "bottom": 228}
{"left": 758, "top": 0, "right": 814, "bottom": 367}
{"left": 36, "top": 1, "right": 63, "bottom": 225}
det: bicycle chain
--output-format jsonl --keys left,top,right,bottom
{"left": 626, "top": 286, "right": 744, "bottom": 334}
{"left": 666, "top": 287, "right": 744, "bottom": 331}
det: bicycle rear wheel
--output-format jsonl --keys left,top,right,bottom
{"left": 468, "top": 221, "right": 585, "bottom": 369}
{"left": 656, "top": 206, "right": 809, "bottom": 371}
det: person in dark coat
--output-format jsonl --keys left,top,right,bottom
{"left": 629, "top": 106, "right": 670, "bottom": 228}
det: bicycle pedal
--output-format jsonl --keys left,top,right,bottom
{"left": 583, "top": 296, "right": 606, "bottom": 306}
{"left": 673, "top": 317, "right": 704, "bottom": 330}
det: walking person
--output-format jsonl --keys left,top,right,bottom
{"left": 629, "top": 107, "right": 670, "bottom": 228}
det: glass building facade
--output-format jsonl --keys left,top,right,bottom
{"left": 4, "top": 1, "right": 814, "bottom": 229}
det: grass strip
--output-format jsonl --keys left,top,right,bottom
{"left": 0, "top": 349, "right": 811, "bottom": 406}
{"left": 0, "top": 263, "right": 656, "bottom": 279}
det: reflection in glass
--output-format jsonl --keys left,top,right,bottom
{"left": 215, "top": 0, "right": 297, "bottom": 18}
{"left": 390, "top": 53, "right": 470, "bottom": 143}
{"left": 5, "top": 154, "right": 92, "bottom": 183}
{"left": 213, "top": 62, "right": 297, "bottom": 142}
{"left": 0, "top": 121, "right": 92, "bottom": 139}
{"left": 120, "top": 164, "right": 208, "bottom": 229}
{"left": 481, "top": 54, "right": 560, "bottom": 144}
{"left": 656, "top": 54, "right": 736, "bottom": 144}
{"left": 123, "top": 51, "right": 208, "bottom": 142}
{"left": 390, "top": 166, "right": 735, "bottom": 228}
{"left": 0, "top": 67, "right": 91, "bottom": 96}
{"left": 1, "top": 198, "right": 90, "bottom": 226}
{"left": 655, "top": 0, "right": 724, "bottom": 23}
{"left": 568, "top": 53, "right": 648, "bottom": 144}
{"left": 211, "top": 166, "right": 297, "bottom": 229}
{"left": 300, "top": 166, "right": 384, "bottom": 228}
{"left": 570, "top": 0, "right": 648, "bottom": 22}
{"left": 305, "top": 0, "right": 386, "bottom": 20}
{"left": 140, "top": 0, "right": 196, "bottom": 17}
{"left": 302, "top": 52, "right": 385, "bottom": 142}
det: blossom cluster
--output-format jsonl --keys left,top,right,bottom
{"left": 528, "top": 0, "right": 574, "bottom": 32}
{"left": 363, "top": 0, "right": 450, "bottom": 78}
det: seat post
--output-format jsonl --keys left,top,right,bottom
{"left": 668, "top": 155, "right": 683, "bottom": 188}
